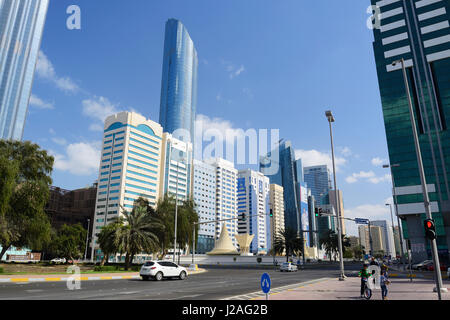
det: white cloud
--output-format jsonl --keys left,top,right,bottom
{"left": 82, "top": 96, "right": 122, "bottom": 130}
{"left": 346, "top": 171, "right": 391, "bottom": 184}
{"left": 338, "top": 146, "right": 352, "bottom": 157}
{"left": 29, "top": 94, "right": 54, "bottom": 110}
{"left": 49, "top": 128, "right": 56, "bottom": 135}
{"left": 231, "top": 65, "right": 245, "bottom": 79}
{"left": 295, "top": 149, "right": 347, "bottom": 172}
{"left": 242, "top": 87, "right": 253, "bottom": 99}
{"left": 36, "top": 51, "right": 79, "bottom": 93}
{"left": 52, "top": 141, "right": 101, "bottom": 176}
{"left": 344, "top": 202, "right": 394, "bottom": 236}
{"left": 51, "top": 137, "right": 67, "bottom": 146}
{"left": 221, "top": 59, "right": 246, "bottom": 79}
{"left": 371, "top": 157, "right": 387, "bottom": 167}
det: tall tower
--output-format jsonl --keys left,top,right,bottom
{"left": 370, "top": 0, "right": 450, "bottom": 263}
{"left": 159, "top": 19, "right": 198, "bottom": 144}
{"left": 0, "top": 0, "right": 49, "bottom": 140}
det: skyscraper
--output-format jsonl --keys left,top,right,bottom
{"left": 237, "top": 169, "right": 270, "bottom": 255}
{"left": 304, "top": 165, "right": 332, "bottom": 206}
{"left": 372, "top": 220, "right": 396, "bottom": 258}
{"left": 260, "top": 141, "right": 302, "bottom": 234}
{"left": 370, "top": 0, "right": 450, "bottom": 262}
{"left": 193, "top": 159, "right": 216, "bottom": 253}
{"left": 269, "top": 184, "right": 285, "bottom": 248}
{"left": 159, "top": 19, "right": 198, "bottom": 143}
{"left": 91, "top": 112, "right": 163, "bottom": 262}
{"left": 0, "top": 0, "right": 49, "bottom": 140}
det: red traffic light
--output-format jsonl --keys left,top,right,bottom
{"left": 424, "top": 219, "right": 436, "bottom": 241}
{"left": 426, "top": 221, "right": 433, "bottom": 228}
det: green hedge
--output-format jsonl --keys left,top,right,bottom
{"left": 93, "top": 265, "right": 119, "bottom": 272}
{"left": 0, "top": 267, "right": 3, "bottom": 274}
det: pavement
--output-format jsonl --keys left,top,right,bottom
{"left": 251, "top": 276, "right": 450, "bottom": 300}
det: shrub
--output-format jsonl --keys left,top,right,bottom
{"left": 0, "top": 267, "right": 3, "bottom": 273}
{"left": 93, "top": 265, "right": 117, "bottom": 272}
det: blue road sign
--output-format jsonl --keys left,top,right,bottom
{"left": 261, "top": 273, "right": 271, "bottom": 294}
{"left": 355, "top": 218, "right": 369, "bottom": 225}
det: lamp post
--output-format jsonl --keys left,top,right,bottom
{"left": 84, "top": 218, "right": 90, "bottom": 262}
{"left": 325, "top": 110, "right": 345, "bottom": 281}
{"left": 392, "top": 58, "right": 446, "bottom": 298}
{"left": 383, "top": 163, "right": 406, "bottom": 270}
{"left": 171, "top": 142, "right": 186, "bottom": 264}
{"left": 385, "top": 204, "right": 397, "bottom": 261}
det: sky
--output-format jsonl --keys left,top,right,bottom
{"left": 24, "top": 0, "right": 397, "bottom": 236}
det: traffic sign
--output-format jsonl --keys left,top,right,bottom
{"left": 355, "top": 218, "right": 369, "bottom": 225}
{"left": 261, "top": 273, "right": 271, "bottom": 294}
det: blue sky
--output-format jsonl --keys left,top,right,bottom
{"left": 24, "top": 0, "right": 396, "bottom": 235}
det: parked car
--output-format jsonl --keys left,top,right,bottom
{"left": 411, "top": 260, "right": 433, "bottom": 270}
{"left": 280, "top": 262, "right": 298, "bottom": 272}
{"left": 50, "top": 258, "right": 66, "bottom": 264}
{"left": 426, "top": 263, "right": 448, "bottom": 272}
{"left": 140, "top": 261, "right": 188, "bottom": 281}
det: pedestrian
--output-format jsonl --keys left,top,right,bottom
{"left": 358, "top": 264, "right": 371, "bottom": 298}
{"left": 380, "top": 270, "right": 390, "bottom": 300}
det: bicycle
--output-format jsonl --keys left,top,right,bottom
{"left": 362, "top": 278, "right": 372, "bottom": 300}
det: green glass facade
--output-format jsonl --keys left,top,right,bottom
{"left": 370, "top": 0, "right": 450, "bottom": 263}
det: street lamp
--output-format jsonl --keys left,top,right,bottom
{"left": 391, "top": 58, "right": 447, "bottom": 297}
{"left": 325, "top": 110, "right": 345, "bottom": 281}
{"left": 383, "top": 163, "right": 406, "bottom": 270}
{"left": 84, "top": 218, "right": 90, "bottom": 262}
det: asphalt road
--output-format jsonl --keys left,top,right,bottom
{"left": 0, "top": 263, "right": 362, "bottom": 300}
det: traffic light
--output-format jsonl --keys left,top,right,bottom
{"left": 424, "top": 219, "right": 436, "bottom": 240}
{"left": 315, "top": 208, "right": 323, "bottom": 217}
{"left": 269, "top": 209, "right": 273, "bottom": 218}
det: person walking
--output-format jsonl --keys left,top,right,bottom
{"left": 380, "top": 270, "right": 390, "bottom": 300}
{"left": 358, "top": 264, "right": 371, "bottom": 298}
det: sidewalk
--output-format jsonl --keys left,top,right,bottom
{"left": 0, "top": 269, "right": 206, "bottom": 283}
{"left": 252, "top": 277, "right": 450, "bottom": 300}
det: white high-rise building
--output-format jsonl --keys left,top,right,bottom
{"left": 269, "top": 184, "right": 285, "bottom": 248}
{"left": 237, "top": 169, "right": 270, "bottom": 255}
{"left": 204, "top": 158, "right": 238, "bottom": 248}
{"left": 91, "top": 112, "right": 163, "bottom": 261}
{"left": 193, "top": 159, "right": 216, "bottom": 253}
{"left": 159, "top": 132, "right": 193, "bottom": 201}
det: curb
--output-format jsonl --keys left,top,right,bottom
{"left": 0, "top": 269, "right": 207, "bottom": 284}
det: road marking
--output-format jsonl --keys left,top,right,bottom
{"left": 221, "top": 278, "right": 331, "bottom": 300}
{"left": 45, "top": 278, "right": 61, "bottom": 281}
{"left": 10, "top": 278, "right": 29, "bottom": 282}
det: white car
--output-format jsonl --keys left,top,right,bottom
{"left": 140, "top": 261, "right": 188, "bottom": 281}
{"left": 50, "top": 258, "right": 66, "bottom": 264}
{"left": 280, "top": 262, "right": 298, "bottom": 272}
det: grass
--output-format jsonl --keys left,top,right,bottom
{"left": 0, "top": 263, "right": 140, "bottom": 276}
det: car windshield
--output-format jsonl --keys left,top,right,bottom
{"left": 143, "top": 262, "right": 154, "bottom": 267}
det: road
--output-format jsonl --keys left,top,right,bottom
{"left": 0, "top": 263, "right": 361, "bottom": 300}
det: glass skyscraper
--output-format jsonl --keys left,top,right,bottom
{"left": 370, "top": 0, "right": 450, "bottom": 263}
{"left": 260, "top": 141, "right": 302, "bottom": 234}
{"left": 159, "top": 19, "right": 198, "bottom": 143}
{"left": 0, "top": 0, "right": 49, "bottom": 140}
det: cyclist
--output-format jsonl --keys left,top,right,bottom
{"left": 358, "top": 263, "right": 372, "bottom": 298}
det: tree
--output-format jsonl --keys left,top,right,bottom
{"left": 319, "top": 230, "right": 351, "bottom": 261}
{"left": 352, "top": 245, "right": 364, "bottom": 260}
{"left": 0, "top": 141, "right": 54, "bottom": 260}
{"left": 52, "top": 224, "right": 87, "bottom": 263}
{"left": 97, "top": 219, "right": 123, "bottom": 266}
{"left": 175, "top": 199, "right": 199, "bottom": 264}
{"left": 273, "top": 227, "right": 304, "bottom": 262}
{"left": 117, "top": 205, "right": 162, "bottom": 270}
{"left": 154, "top": 194, "right": 176, "bottom": 259}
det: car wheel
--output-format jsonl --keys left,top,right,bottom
{"left": 142, "top": 275, "right": 149, "bottom": 281}
{"left": 179, "top": 271, "right": 187, "bottom": 280}
{"left": 155, "top": 272, "right": 163, "bottom": 281}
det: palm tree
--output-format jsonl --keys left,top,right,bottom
{"left": 273, "top": 227, "right": 304, "bottom": 262}
{"left": 97, "top": 218, "right": 122, "bottom": 266}
{"left": 118, "top": 205, "right": 162, "bottom": 270}
{"left": 319, "top": 230, "right": 351, "bottom": 261}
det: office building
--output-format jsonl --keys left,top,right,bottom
{"left": 260, "top": 141, "right": 302, "bottom": 234}
{"left": 91, "top": 112, "right": 163, "bottom": 261}
{"left": 193, "top": 159, "right": 216, "bottom": 253}
{"left": 329, "top": 189, "right": 346, "bottom": 235}
{"left": 269, "top": 184, "right": 285, "bottom": 248}
{"left": 237, "top": 169, "right": 270, "bottom": 255}
{"left": 0, "top": 0, "right": 49, "bottom": 140}
{"left": 304, "top": 165, "right": 332, "bottom": 207}
{"left": 370, "top": 0, "right": 450, "bottom": 262}
{"left": 159, "top": 132, "right": 193, "bottom": 201}
{"left": 372, "top": 220, "right": 397, "bottom": 258}
{"left": 358, "top": 225, "right": 385, "bottom": 255}
{"left": 159, "top": 18, "right": 198, "bottom": 143}
{"left": 204, "top": 158, "right": 238, "bottom": 248}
